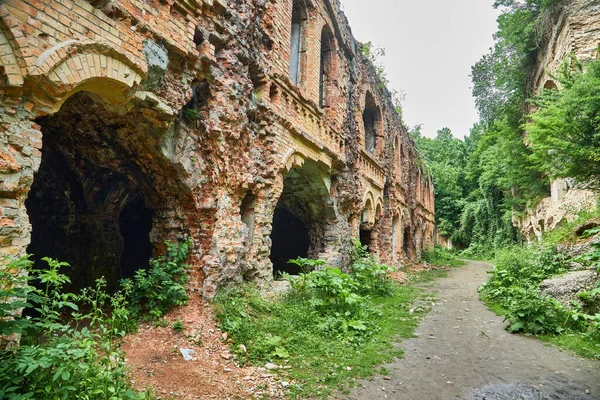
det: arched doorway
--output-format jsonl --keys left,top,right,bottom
{"left": 26, "top": 91, "right": 190, "bottom": 292}
{"left": 360, "top": 197, "right": 375, "bottom": 250}
{"left": 270, "top": 159, "right": 336, "bottom": 276}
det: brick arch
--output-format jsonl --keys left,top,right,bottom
{"left": 281, "top": 147, "right": 333, "bottom": 175}
{"left": 362, "top": 90, "right": 383, "bottom": 154}
{"left": 361, "top": 190, "right": 383, "bottom": 226}
{"left": 0, "top": 16, "right": 25, "bottom": 86}
{"left": 319, "top": 23, "right": 337, "bottom": 108}
{"left": 282, "top": 149, "right": 308, "bottom": 172}
{"left": 361, "top": 195, "right": 375, "bottom": 227}
{"left": 32, "top": 41, "right": 145, "bottom": 112}
{"left": 543, "top": 79, "right": 558, "bottom": 91}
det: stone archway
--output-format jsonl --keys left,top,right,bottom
{"left": 26, "top": 91, "right": 194, "bottom": 292}
{"left": 270, "top": 159, "right": 337, "bottom": 276}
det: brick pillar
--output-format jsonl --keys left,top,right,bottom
{"left": 0, "top": 119, "right": 43, "bottom": 257}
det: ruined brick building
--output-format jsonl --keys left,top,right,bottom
{"left": 0, "top": 0, "right": 434, "bottom": 296}
{"left": 517, "top": 0, "right": 600, "bottom": 242}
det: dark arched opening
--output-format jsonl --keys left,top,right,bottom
{"left": 25, "top": 92, "right": 182, "bottom": 293}
{"left": 363, "top": 92, "right": 380, "bottom": 154}
{"left": 119, "top": 195, "right": 153, "bottom": 280}
{"left": 270, "top": 160, "right": 335, "bottom": 277}
{"left": 360, "top": 229, "right": 372, "bottom": 250}
{"left": 270, "top": 207, "right": 310, "bottom": 275}
{"left": 543, "top": 80, "right": 558, "bottom": 91}
{"left": 403, "top": 228, "right": 410, "bottom": 259}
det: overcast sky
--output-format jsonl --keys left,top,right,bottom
{"left": 341, "top": 0, "right": 500, "bottom": 139}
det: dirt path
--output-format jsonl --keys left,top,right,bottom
{"left": 340, "top": 260, "right": 600, "bottom": 400}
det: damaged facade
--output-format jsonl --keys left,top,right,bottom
{"left": 517, "top": 0, "right": 600, "bottom": 243}
{"left": 0, "top": 0, "right": 434, "bottom": 297}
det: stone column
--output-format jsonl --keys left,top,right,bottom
{"left": 0, "top": 118, "right": 42, "bottom": 257}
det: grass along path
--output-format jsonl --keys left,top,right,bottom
{"left": 339, "top": 260, "right": 599, "bottom": 400}
{"left": 213, "top": 264, "right": 453, "bottom": 399}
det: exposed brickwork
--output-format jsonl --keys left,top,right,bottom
{"left": 0, "top": 0, "right": 435, "bottom": 297}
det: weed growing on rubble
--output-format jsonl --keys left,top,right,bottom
{"left": 0, "top": 256, "right": 150, "bottom": 399}
{"left": 214, "top": 244, "right": 430, "bottom": 398}
{"left": 122, "top": 239, "right": 192, "bottom": 321}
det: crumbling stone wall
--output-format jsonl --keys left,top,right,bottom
{"left": 518, "top": 0, "right": 600, "bottom": 242}
{"left": 0, "top": 0, "right": 434, "bottom": 298}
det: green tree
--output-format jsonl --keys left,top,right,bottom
{"left": 411, "top": 127, "right": 468, "bottom": 240}
{"left": 527, "top": 59, "right": 600, "bottom": 188}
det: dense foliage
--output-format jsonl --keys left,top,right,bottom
{"left": 527, "top": 58, "right": 600, "bottom": 188}
{"left": 0, "top": 257, "right": 147, "bottom": 400}
{"left": 122, "top": 239, "right": 192, "bottom": 321}
{"left": 214, "top": 242, "right": 426, "bottom": 398}
{"left": 0, "top": 240, "right": 192, "bottom": 399}
{"left": 411, "top": 127, "right": 468, "bottom": 239}
{"left": 414, "top": 0, "right": 578, "bottom": 253}
{"left": 479, "top": 244, "right": 599, "bottom": 358}
{"left": 421, "top": 246, "right": 465, "bottom": 268}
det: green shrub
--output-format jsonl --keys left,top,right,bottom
{"left": 503, "top": 287, "right": 566, "bottom": 334}
{"left": 215, "top": 248, "right": 397, "bottom": 366}
{"left": 460, "top": 241, "right": 497, "bottom": 261}
{"left": 286, "top": 264, "right": 362, "bottom": 314}
{"left": 0, "top": 256, "right": 147, "bottom": 400}
{"left": 283, "top": 260, "right": 383, "bottom": 342}
{"left": 0, "top": 256, "right": 35, "bottom": 340}
{"left": 172, "top": 319, "right": 185, "bottom": 333}
{"left": 122, "top": 239, "right": 192, "bottom": 320}
{"left": 480, "top": 246, "right": 567, "bottom": 305}
{"left": 213, "top": 249, "right": 427, "bottom": 398}
{"left": 480, "top": 245, "right": 599, "bottom": 343}
{"left": 348, "top": 240, "right": 395, "bottom": 296}
{"left": 422, "top": 246, "right": 465, "bottom": 267}
{"left": 575, "top": 240, "right": 600, "bottom": 272}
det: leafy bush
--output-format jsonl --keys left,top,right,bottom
{"left": 575, "top": 240, "right": 600, "bottom": 272}
{"left": 348, "top": 240, "right": 395, "bottom": 296}
{"left": 480, "top": 246, "right": 599, "bottom": 341}
{"left": 122, "top": 239, "right": 192, "bottom": 320}
{"left": 0, "top": 256, "right": 35, "bottom": 341}
{"left": 286, "top": 264, "right": 362, "bottom": 314}
{"left": 283, "top": 258, "right": 386, "bottom": 342}
{"left": 422, "top": 246, "right": 464, "bottom": 267}
{"left": 527, "top": 58, "right": 600, "bottom": 188}
{"left": 172, "top": 319, "right": 185, "bottom": 333}
{"left": 480, "top": 246, "right": 566, "bottom": 305}
{"left": 503, "top": 287, "right": 566, "bottom": 334}
{"left": 214, "top": 248, "right": 426, "bottom": 398}
{"left": 0, "top": 256, "right": 147, "bottom": 400}
{"left": 215, "top": 247, "right": 397, "bottom": 365}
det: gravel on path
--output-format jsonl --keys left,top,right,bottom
{"left": 339, "top": 260, "right": 600, "bottom": 400}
